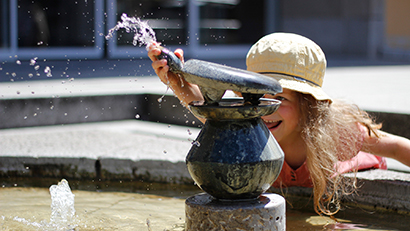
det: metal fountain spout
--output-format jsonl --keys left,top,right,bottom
{"left": 157, "top": 48, "right": 282, "bottom": 105}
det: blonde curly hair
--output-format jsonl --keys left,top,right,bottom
{"left": 297, "top": 93, "right": 382, "bottom": 215}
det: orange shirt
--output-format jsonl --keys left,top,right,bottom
{"left": 272, "top": 152, "right": 387, "bottom": 188}
{"left": 272, "top": 124, "right": 387, "bottom": 188}
{"left": 272, "top": 159, "right": 314, "bottom": 188}
{"left": 272, "top": 123, "right": 388, "bottom": 188}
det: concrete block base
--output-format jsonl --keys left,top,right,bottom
{"left": 185, "top": 193, "right": 285, "bottom": 231}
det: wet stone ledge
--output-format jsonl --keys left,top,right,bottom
{"left": 0, "top": 157, "right": 96, "bottom": 179}
{"left": 0, "top": 157, "right": 193, "bottom": 185}
{"left": 343, "top": 169, "right": 410, "bottom": 213}
{"left": 0, "top": 94, "right": 200, "bottom": 129}
{"left": 271, "top": 169, "right": 410, "bottom": 214}
{"left": 2, "top": 157, "right": 410, "bottom": 213}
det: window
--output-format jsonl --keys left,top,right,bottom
{"left": 17, "top": 0, "right": 96, "bottom": 47}
{"left": 1, "top": 0, "right": 276, "bottom": 61}
{"left": 107, "top": 0, "right": 273, "bottom": 60}
{"left": 0, "top": 0, "right": 9, "bottom": 48}
{"left": 199, "top": 0, "right": 264, "bottom": 45}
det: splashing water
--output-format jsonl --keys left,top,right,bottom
{"left": 49, "top": 179, "right": 77, "bottom": 230}
{"left": 6, "top": 179, "right": 77, "bottom": 230}
{"left": 105, "top": 13, "right": 157, "bottom": 49}
{"left": 106, "top": 13, "right": 175, "bottom": 101}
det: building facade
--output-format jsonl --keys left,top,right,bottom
{"left": 1, "top": 0, "right": 409, "bottom": 62}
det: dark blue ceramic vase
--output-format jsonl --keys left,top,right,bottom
{"left": 186, "top": 98, "right": 284, "bottom": 200}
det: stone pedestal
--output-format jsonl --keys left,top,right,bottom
{"left": 185, "top": 193, "right": 285, "bottom": 231}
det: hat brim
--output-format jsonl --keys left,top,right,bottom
{"left": 263, "top": 73, "right": 332, "bottom": 103}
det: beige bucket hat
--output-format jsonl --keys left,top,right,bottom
{"left": 246, "top": 33, "right": 332, "bottom": 102}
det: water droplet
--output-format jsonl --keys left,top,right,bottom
{"left": 34, "top": 65, "right": 40, "bottom": 70}
{"left": 135, "top": 114, "right": 140, "bottom": 119}
{"left": 191, "top": 140, "right": 201, "bottom": 147}
{"left": 50, "top": 105, "right": 54, "bottom": 110}
{"left": 163, "top": 150, "right": 167, "bottom": 154}
{"left": 16, "top": 91, "right": 20, "bottom": 94}
{"left": 44, "top": 66, "right": 52, "bottom": 77}
{"left": 187, "top": 129, "right": 192, "bottom": 135}
{"left": 28, "top": 73, "right": 33, "bottom": 78}
{"left": 30, "top": 57, "right": 38, "bottom": 66}
{"left": 16, "top": 60, "right": 21, "bottom": 65}
{"left": 23, "top": 116, "right": 27, "bottom": 119}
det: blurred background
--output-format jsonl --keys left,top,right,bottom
{"left": 1, "top": 0, "right": 409, "bottom": 72}
{"left": 1, "top": 0, "right": 410, "bottom": 131}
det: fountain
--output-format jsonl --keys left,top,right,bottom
{"left": 106, "top": 14, "right": 286, "bottom": 230}
{"left": 157, "top": 48, "right": 286, "bottom": 230}
{"left": 49, "top": 179, "right": 77, "bottom": 230}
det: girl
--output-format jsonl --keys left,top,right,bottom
{"left": 148, "top": 33, "right": 410, "bottom": 215}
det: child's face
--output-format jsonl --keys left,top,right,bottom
{"left": 262, "top": 89, "right": 302, "bottom": 145}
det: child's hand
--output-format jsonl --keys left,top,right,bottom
{"left": 147, "top": 42, "right": 185, "bottom": 88}
{"left": 147, "top": 42, "right": 205, "bottom": 123}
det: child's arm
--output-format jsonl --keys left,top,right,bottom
{"left": 147, "top": 43, "right": 205, "bottom": 123}
{"left": 362, "top": 131, "right": 410, "bottom": 167}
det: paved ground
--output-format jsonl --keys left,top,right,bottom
{"left": 1, "top": 58, "right": 410, "bottom": 113}
{"left": 0, "top": 119, "right": 197, "bottom": 163}
{"left": 324, "top": 65, "right": 410, "bottom": 114}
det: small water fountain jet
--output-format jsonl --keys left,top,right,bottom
{"left": 107, "top": 14, "right": 286, "bottom": 230}
{"left": 49, "top": 179, "right": 77, "bottom": 230}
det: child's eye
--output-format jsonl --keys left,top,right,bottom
{"left": 275, "top": 96, "right": 286, "bottom": 101}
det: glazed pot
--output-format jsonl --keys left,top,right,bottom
{"left": 186, "top": 98, "right": 284, "bottom": 200}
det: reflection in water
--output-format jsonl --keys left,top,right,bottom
{"left": 0, "top": 179, "right": 409, "bottom": 230}
{"left": 0, "top": 187, "right": 186, "bottom": 231}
